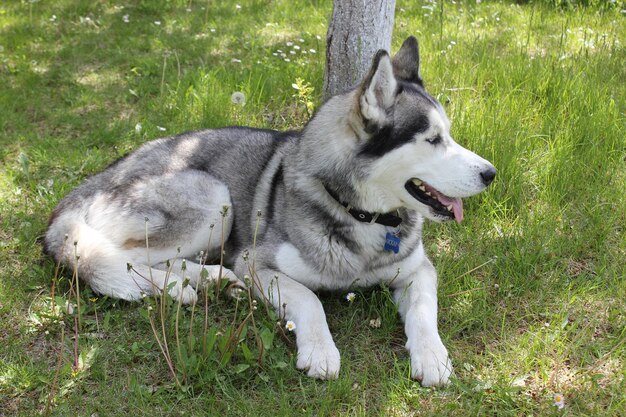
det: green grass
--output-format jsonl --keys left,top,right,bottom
{"left": 1, "top": 0, "right": 625, "bottom": 415}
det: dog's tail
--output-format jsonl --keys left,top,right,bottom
{"left": 43, "top": 209, "right": 147, "bottom": 301}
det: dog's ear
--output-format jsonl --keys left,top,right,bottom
{"left": 358, "top": 50, "right": 397, "bottom": 128}
{"left": 392, "top": 36, "right": 422, "bottom": 85}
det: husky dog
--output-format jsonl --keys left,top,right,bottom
{"left": 45, "top": 36, "right": 495, "bottom": 386}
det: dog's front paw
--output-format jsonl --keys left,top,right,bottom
{"left": 408, "top": 336, "right": 452, "bottom": 387}
{"left": 296, "top": 336, "right": 341, "bottom": 380}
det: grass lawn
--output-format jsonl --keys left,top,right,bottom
{"left": 1, "top": 0, "right": 624, "bottom": 415}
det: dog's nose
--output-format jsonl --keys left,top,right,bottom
{"left": 480, "top": 166, "right": 496, "bottom": 186}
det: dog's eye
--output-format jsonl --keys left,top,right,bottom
{"left": 426, "top": 135, "right": 442, "bottom": 145}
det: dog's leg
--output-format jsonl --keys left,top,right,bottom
{"left": 152, "top": 259, "right": 242, "bottom": 290}
{"left": 393, "top": 258, "right": 452, "bottom": 386}
{"left": 250, "top": 269, "right": 340, "bottom": 379}
{"left": 126, "top": 263, "right": 198, "bottom": 304}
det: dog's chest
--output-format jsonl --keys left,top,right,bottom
{"left": 275, "top": 224, "right": 420, "bottom": 290}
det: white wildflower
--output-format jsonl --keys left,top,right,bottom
{"left": 553, "top": 393, "right": 565, "bottom": 409}
{"left": 285, "top": 320, "right": 296, "bottom": 331}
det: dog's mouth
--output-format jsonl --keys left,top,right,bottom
{"left": 404, "top": 179, "right": 463, "bottom": 223}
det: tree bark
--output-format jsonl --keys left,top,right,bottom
{"left": 323, "top": 0, "right": 396, "bottom": 99}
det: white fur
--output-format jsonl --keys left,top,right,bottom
{"left": 363, "top": 108, "right": 493, "bottom": 215}
{"left": 360, "top": 54, "right": 397, "bottom": 126}
{"left": 274, "top": 239, "right": 452, "bottom": 385}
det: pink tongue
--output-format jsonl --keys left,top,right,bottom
{"left": 427, "top": 188, "right": 464, "bottom": 223}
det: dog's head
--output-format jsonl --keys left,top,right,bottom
{"left": 352, "top": 36, "right": 496, "bottom": 223}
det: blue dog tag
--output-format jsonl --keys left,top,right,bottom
{"left": 384, "top": 232, "right": 401, "bottom": 254}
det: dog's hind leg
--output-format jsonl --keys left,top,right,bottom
{"left": 125, "top": 263, "right": 198, "bottom": 304}
{"left": 45, "top": 171, "right": 234, "bottom": 304}
{"left": 45, "top": 218, "right": 197, "bottom": 303}
{"left": 152, "top": 259, "right": 242, "bottom": 291}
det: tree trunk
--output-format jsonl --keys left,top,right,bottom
{"left": 323, "top": 0, "right": 396, "bottom": 99}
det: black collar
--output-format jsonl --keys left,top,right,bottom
{"left": 323, "top": 184, "right": 403, "bottom": 227}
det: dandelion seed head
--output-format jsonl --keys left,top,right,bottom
{"left": 231, "top": 91, "right": 246, "bottom": 105}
